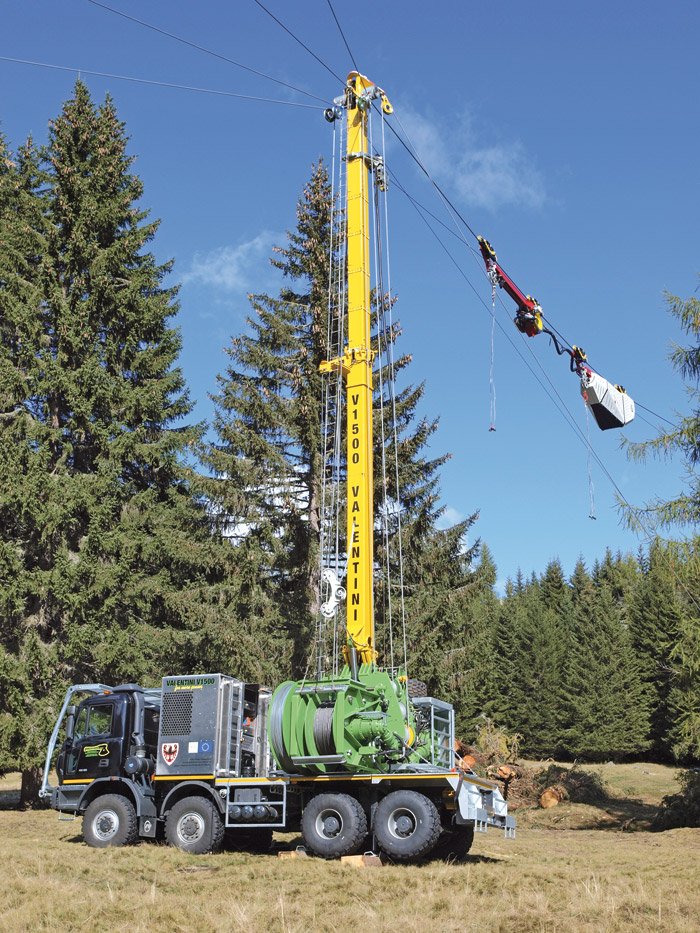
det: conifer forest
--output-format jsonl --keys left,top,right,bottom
{"left": 1, "top": 83, "right": 699, "bottom": 803}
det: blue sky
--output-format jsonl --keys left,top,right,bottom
{"left": 2, "top": 0, "right": 698, "bottom": 589}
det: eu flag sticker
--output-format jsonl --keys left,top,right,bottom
{"left": 199, "top": 740, "right": 212, "bottom": 754}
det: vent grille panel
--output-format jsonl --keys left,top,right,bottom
{"left": 160, "top": 692, "right": 193, "bottom": 736}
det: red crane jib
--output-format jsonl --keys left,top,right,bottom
{"left": 478, "top": 236, "right": 541, "bottom": 336}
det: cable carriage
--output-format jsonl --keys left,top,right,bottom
{"left": 477, "top": 236, "right": 635, "bottom": 431}
{"left": 579, "top": 370, "right": 635, "bottom": 431}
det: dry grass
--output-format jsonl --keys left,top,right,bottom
{"left": 2, "top": 765, "right": 700, "bottom": 932}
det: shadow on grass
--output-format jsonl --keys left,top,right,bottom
{"left": 516, "top": 795, "right": 661, "bottom": 831}
{"left": 0, "top": 793, "right": 52, "bottom": 812}
{"left": 463, "top": 853, "right": 507, "bottom": 864}
{"left": 252, "top": 834, "right": 507, "bottom": 865}
{"left": 572, "top": 796, "right": 660, "bottom": 831}
{"left": 512, "top": 763, "right": 663, "bottom": 831}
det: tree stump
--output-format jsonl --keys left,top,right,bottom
{"left": 20, "top": 766, "right": 43, "bottom": 809}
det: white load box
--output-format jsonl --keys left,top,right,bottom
{"left": 580, "top": 369, "right": 635, "bottom": 430}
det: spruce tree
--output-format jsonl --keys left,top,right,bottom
{"left": 622, "top": 280, "right": 700, "bottom": 532}
{"left": 540, "top": 558, "right": 573, "bottom": 621}
{"left": 0, "top": 82, "right": 228, "bottom": 800}
{"left": 592, "top": 548, "right": 640, "bottom": 607}
{"left": 627, "top": 541, "right": 681, "bottom": 757}
{"left": 563, "top": 559, "right": 649, "bottom": 760}
{"left": 447, "top": 543, "right": 503, "bottom": 736}
{"left": 502, "top": 563, "right": 570, "bottom": 756}
{"left": 0, "top": 133, "right": 54, "bottom": 804}
{"left": 204, "top": 161, "right": 482, "bottom": 687}
{"left": 394, "top": 512, "right": 479, "bottom": 710}
{"left": 479, "top": 576, "right": 525, "bottom": 734}
{"left": 621, "top": 277, "right": 700, "bottom": 759}
{"left": 667, "top": 539, "right": 700, "bottom": 759}
{"left": 200, "top": 162, "right": 337, "bottom": 676}
{"left": 372, "top": 349, "right": 481, "bottom": 700}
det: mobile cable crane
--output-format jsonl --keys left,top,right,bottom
{"left": 40, "top": 73, "right": 514, "bottom": 863}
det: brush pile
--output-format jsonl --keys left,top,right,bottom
{"left": 653, "top": 769, "right": 700, "bottom": 830}
{"left": 454, "top": 735, "right": 610, "bottom": 810}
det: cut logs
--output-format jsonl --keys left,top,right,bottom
{"left": 454, "top": 739, "right": 477, "bottom": 772}
{"left": 456, "top": 754, "right": 477, "bottom": 772}
{"left": 452, "top": 738, "right": 602, "bottom": 811}
{"left": 496, "top": 764, "right": 519, "bottom": 782}
{"left": 539, "top": 785, "right": 566, "bottom": 809}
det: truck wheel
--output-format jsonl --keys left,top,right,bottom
{"left": 83, "top": 794, "right": 138, "bottom": 848}
{"left": 374, "top": 790, "right": 441, "bottom": 862}
{"left": 432, "top": 825, "right": 475, "bottom": 862}
{"left": 301, "top": 793, "right": 367, "bottom": 859}
{"left": 165, "top": 797, "right": 224, "bottom": 854}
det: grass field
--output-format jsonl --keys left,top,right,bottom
{"left": 2, "top": 764, "right": 700, "bottom": 933}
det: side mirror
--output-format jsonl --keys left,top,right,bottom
{"left": 65, "top": 705, "right": 77, "bottom": 743}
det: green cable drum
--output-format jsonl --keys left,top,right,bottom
{"left": 268, "top": 668, "right": 421, "bottom": 776}
{"left": 268, "top": 681, "right": 296, "bottom": 773}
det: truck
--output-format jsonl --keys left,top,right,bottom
{"left": 41, "top": 672, "right": 513, "bottom": 860}
{"left": 39, "top": 72, "right": 516, "bottom": 862}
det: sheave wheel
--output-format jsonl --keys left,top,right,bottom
{"left": 83, "top": 794, "right": 138, "bottom": 848}
{"left": 301, "top": 793, "right": 367, "bottom": 859}
{"left": 431, "top": 825, "right": 475, "bottom": 862}
{"left": 374, "top": 790, "right": 441, "bottom": 862}
{"left": 165, "top": 797, "right": 224, "bottom": 854}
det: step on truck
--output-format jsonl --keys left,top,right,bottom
{"left": 41, "top": 672, "right": 514, "bottom": 861}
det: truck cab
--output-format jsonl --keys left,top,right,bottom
{"left": 49, "top": 684, "right": 162, "bottom": 832}
{"left": 58, "top": 691, "right": 130, "bottom": 783}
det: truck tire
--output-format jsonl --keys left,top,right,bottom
{"left": 373, "top": 790, "right": 441, "bottom": 862}
{"left": 432, "top": 825, "right": 474, "bottom": 862}
{"left": 83, "top": 794, "right": 138, "bottom": 848}
{"left": 301, "top": 793, "right": 367, "bottom": 859}
{"left": 165, "top": 797, "right": 224, "bottom": 855}
{"left": 406, "top": 679, "right": 428, "bottom": 698}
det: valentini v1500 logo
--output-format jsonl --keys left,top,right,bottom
{"left": 164, "top": 677, "right": 216, "bottom": 690}
{"left": 161, "top": 743, "right": 179, "bottom": 765}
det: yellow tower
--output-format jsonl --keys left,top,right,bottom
{"left": 320, "top": 73, "right": 392, "bottom": 668}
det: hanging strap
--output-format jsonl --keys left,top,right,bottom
{"left": 584, "top": 398, "right": 596, "bottom": 520}
{"left": 489, "top": 279, "right": 497, "bottom": 432}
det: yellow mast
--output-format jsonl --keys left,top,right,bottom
{"left": 320, "top": 73, "right": 392, "bottom": 669}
